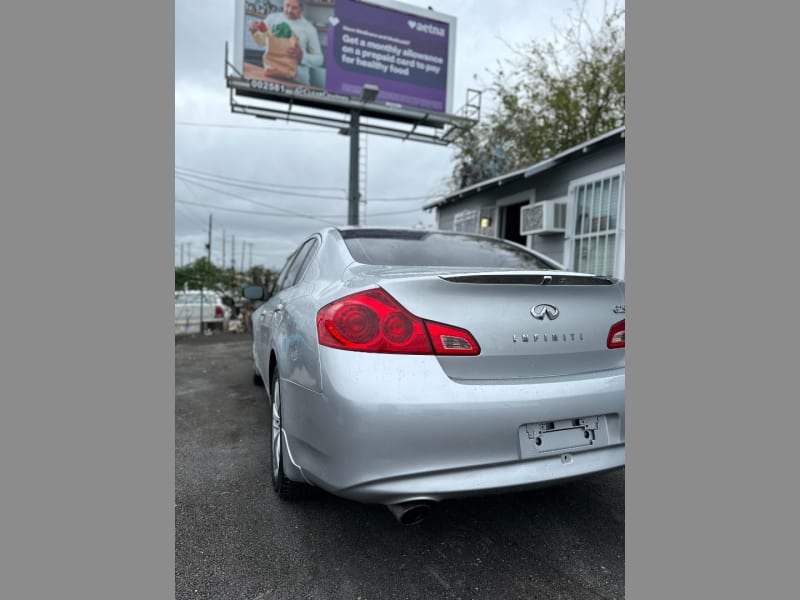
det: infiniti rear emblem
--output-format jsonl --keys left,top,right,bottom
{"left": 531, "top": 304, "right": 559, "bottom": 320}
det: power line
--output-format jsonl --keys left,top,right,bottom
{"left": 176, "top": 165, "right": 346, "bottom": 193}
{"left": 175, "top": 179, "right": 346, "bottom": 223}
{"left": 175, "top": 198, "right": 211, "bottom": 232}
{"left": 366, "top": 194, "right": 443, "bottom": 202}
{"left": 175, "top": 197, "right": 340, "bottom": 219}
{"left": 363, "top": 206, "right": 432, "bottom": 217}
{"left": 175, "top": 165, "right": 443, "bottom": 202}
{"left": 176, "top": 175, "right": 343, "bottom": 224}
{"left": 175, "top": 196, "right": 425, "bottom": 219}
{"left": 176, "top": 180, "right": 218, "bottom": 231}
{"left": 176, "top": 169, "right": 346, "bottom": 200}
{"left": 176, "top": 172, "right": 431, "bottom": 221}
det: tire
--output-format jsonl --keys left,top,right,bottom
{"left": 252, "top": 363, "right": 264, "bottom": 386}
{"left": 270, "top": 369, "right": 304, "bottom": 499}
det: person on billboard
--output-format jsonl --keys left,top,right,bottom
{"left": 248, "top": 0, "right": 324, "bottom": 86}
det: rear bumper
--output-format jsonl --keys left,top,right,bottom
{"left": 280, "top": 348, "right": 625, "bottom": 504}
{"left": 334, "top": 446, "right": 625, "bottom": 503}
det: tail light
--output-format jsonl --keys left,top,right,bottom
{"left": 215, "top": 306, "right": 224, "bottom": 318}
{"left": 607, "top": 319, "right": 625, "bottom": 349}
{"left": 317, "top": 288, "right": 480, "bottom": 355}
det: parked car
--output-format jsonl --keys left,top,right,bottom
{"left": 244, "top": 227, "right": 625, "bottom": 525}
{"left": 175, "top": 290, "right": 231, "bottom": 334}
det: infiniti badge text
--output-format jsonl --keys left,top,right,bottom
{"left": 513, "top": 332, "right": 584, "bottom": 343}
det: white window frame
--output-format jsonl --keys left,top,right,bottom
{"left": 563, "top": 166, "right": 626, "bottom": 279}
{"left": 453, "top": 208, "right": 480, "bottom": 233}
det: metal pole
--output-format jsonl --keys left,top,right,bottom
{"left": 347, "top": 109, "right": 360, "bottom": 226}
{"left": 203, "top": 214, "right": 212, "bottom": 333}
{"left": 207, "top": 214, "right": 212, "bottom": 264}
{"left": 360, "top": 129, "right": 368, "bottom": 225}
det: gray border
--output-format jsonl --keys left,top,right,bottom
{"left": 1, "top": 2, "right": 173, "bottom": 599}
{"left": 627, "top": 1, "right": 797, "bottom": 598}
{"left": 5, "top": 0, "right": 798, "bottom": 597}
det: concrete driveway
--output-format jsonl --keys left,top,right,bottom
{"left": 176, "top": 333, "right": 625, "bottom": 600}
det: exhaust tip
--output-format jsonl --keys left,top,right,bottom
{"left": 387, "top": 501, "right": 434, "bottom": 526}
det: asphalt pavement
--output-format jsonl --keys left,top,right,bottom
{"left": 175, "top": 332, "right": 625, "bottom": 600}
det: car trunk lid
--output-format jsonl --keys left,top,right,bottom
{"left": 367, "top": 270, "right": 625, "bottom": 380}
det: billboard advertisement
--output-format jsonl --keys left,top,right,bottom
{"left": 233, "top": 0, "right": 457, "bottom": 115}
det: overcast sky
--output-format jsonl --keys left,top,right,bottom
{"left": 175, "top": 0, "right": 618, "bottom": 271}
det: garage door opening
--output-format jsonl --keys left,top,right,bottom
{"left": 500, "top": 202, "right": 528, "bottom": 245}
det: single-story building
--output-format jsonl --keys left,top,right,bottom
{"left": 424, "top": 127, "right": 625, "bottom": 279}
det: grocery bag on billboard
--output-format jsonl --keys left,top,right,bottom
{"left": 262, "top": 25, "right": 299, "bottom": 80}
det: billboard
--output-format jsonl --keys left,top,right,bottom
{"left": 233, "top": 0, "right": 457, "bottom": 116}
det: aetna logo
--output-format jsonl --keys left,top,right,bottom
{"left": 407, "top": 19, "right": 446, "bottom": 37}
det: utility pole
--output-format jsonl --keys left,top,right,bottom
{"left": 248, "top": 243, "right": 253, "bottom": 271}
{"left": 348, "top": 109, "right": 360, "bottom": 225}
{"left": 222, "top": 230, "right": 226, "bottom": 271}
{"left": 206, "top": 214, "right": 213, "bottom": 264}
{"left": 200, "top": 213, "right": 212, "bottom": 331}
{"left": 231, "top": 235, "right": 236, "bottom": 272}
{"left": 180, "top": 243, "right": 184, "bottom": 267}
{"left": 347, "top": 84, "right": 378, "bottom": 226}
{"left": 360, "top": 127, "right": 368, "bottom": 225}
{"left": 241, "top": 240, "right": 246, "bottom": 275}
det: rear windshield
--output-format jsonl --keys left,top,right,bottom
{"left": 340, "top": 229, "right": 557, "bottom": 269}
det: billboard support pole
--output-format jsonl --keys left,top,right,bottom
{"left": 347, "top": 108, "right": 360, "bottom": 226}
{"left": 348, "top": 85, "right": 380, "bottom": 226}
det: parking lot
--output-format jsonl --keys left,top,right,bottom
{"left": 176, "top": 333, "right": 625, "bottom": 600}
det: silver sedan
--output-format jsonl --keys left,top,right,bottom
{"left": 244, "top": 227, "right": 625, "bottom": 525}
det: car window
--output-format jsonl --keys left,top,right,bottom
{"left": 340, "top": 229, "right": 557, "bottom": 270}
{"left": 273, "top": 251, "right": 300, "bottom": 294}
{"left": 175, "top": 293, "right": 219, "bottom": 304}
{"left": 281, "top": 239, "right": 316, "bottom": 290}
{"left": 288, "top": 238, "right": 319, "bottom": 287}
{"left": 176, "top": 293, "right": 199, "bottom": 304}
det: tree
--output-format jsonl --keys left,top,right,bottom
{"left": 451, "top": 1, "right": 625, "bottom": 189}
{"left": 175, "top": 257, "right": 212, "bottom": 291}
{"left": 175, "top": 257, "right": 234, "bottom": 291}
{"left": 245, "top": 265, "right": 278, "bottom": 290}
{"left": 175, "top": 258, "right": 277, "bottom": 294}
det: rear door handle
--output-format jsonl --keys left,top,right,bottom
{"left": 273, "top": 303, "right": 284, "bottom": 313}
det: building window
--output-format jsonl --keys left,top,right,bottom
{"left": 453, "top": 209, "right": 479, "bottom": 233}
{"left": 567, "top": 167, "right": 625, "bottom": 278}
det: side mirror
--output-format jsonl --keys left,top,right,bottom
{"left": 242, "top": 285, "right": 265, "bottom": 301}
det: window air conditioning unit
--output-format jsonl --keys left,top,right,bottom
{"left": 520, "top": 201, "right": 567, "bottom": 236}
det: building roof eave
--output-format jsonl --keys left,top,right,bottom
{"left": 424, "top": 126, "right": 625, "bottom": 211}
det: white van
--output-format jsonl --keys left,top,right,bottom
{"left": 175, "top": 290, "right": 231, "bottom": 334}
